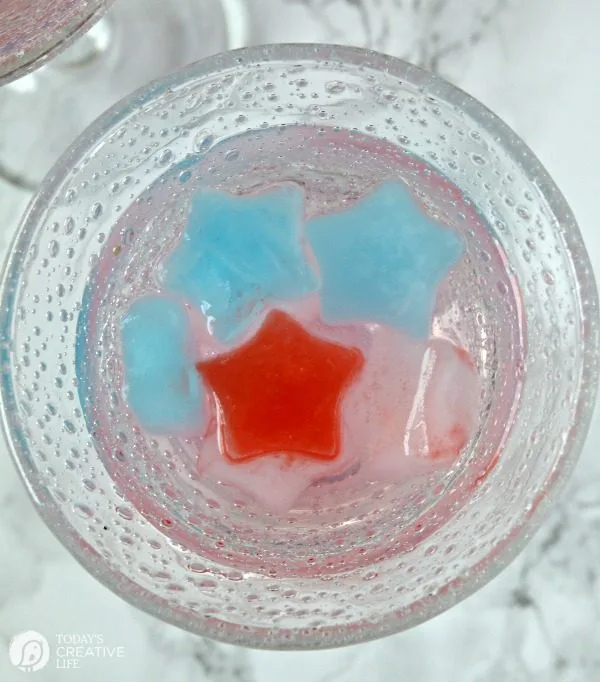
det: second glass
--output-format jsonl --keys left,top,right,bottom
{"left": 0, "top": 0, "right": 250, "bottom": 188}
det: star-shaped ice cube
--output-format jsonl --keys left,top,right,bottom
{"left": 163, "top": 186, "right": 318, "bottom": 343}
{"left": 196, "top": 434, "right": 357, "bottom": 515}
{"left": 196, "top": 310, "right": 365, "bottom": 463}
{"left": 306, "top": 181, "right": 464, "bottom": 338}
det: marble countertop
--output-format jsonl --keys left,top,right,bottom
{"left": 1, "top": 0, "right": 599, "bottom": 680}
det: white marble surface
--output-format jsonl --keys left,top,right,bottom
{"left": 1, "top": 0, "right": 600, "bottom": 680}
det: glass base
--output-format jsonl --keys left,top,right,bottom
{"left": 0, "top": 0, "right": 250, "bottom": 188}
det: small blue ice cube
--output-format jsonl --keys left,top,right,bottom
{"left": 121, "top": 296, "right": 204, "bottom": 432}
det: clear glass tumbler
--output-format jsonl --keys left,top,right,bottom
{"left": 0, "top": 44, "right": 597, "bottom": 649}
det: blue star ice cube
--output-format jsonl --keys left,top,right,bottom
{"left": 306, "top": 181, "right": 464, "bottom": 338}
{"left": 121, "top": 296, "right": 204, "bottom": 432}
{"left": 163, "top": 186, "right": 318, "bottom": 343}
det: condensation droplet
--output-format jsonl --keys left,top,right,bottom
{"left": 188, "top": 562, "right": 207, "bottom": 573}
{"left": 199, "top": 579, "right": 217, "bottom": 590}
{"left": 65, "top": 188, "right": 77, "bottom": 204}
{"left": 122, "top": 227, "right": 135, "bottom": 246}
{"left": 74, "top": 503, "right": 94, "bottom": 519}
{"left": 194, "top": 131, "right": 215, "bottom": 153}
{"left": 517, "top": 205, "right": 531, "bottom": 221}
{"left": 156, "top": 149, "right": 173, "bottom": 166}
{"left": 64, "top": 217, "right": 75, "bottom": 235}
{"left": 116, "top": 506, "right": 134, "bottom": 521}
{"left": 224, "top": 149, "right": 240, "bottom": 162}
{"left": 325, "top": 81, "right": 346, "bottom": 95}
{"left": 89, "top": 202, "right": 103, "bottom": 220}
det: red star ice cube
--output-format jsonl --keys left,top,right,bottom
{"left": 196, "top": 310, "right": 365, "bottom": 463}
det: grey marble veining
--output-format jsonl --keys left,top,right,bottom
{"left": 283, "top": 0, "right": 510, "bottom": 74}
{"left": 1, "top": 0, "right": 599, "bottom": 680}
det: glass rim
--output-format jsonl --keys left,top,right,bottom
{"left": 0, "top": 0, "right": 112, "bottom": 85}
{"left": 2, "top": 43, "right": 599, "bottom": 649}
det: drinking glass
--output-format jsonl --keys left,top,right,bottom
{"left": 1, "top": 44, "right": 597, "bottom": 649}
{"left": 0, "top": 0, "right": 111, "bottom": 84}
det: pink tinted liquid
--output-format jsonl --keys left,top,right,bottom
{"left": 81, "top": 125, "right": 524, "bottom": 572}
